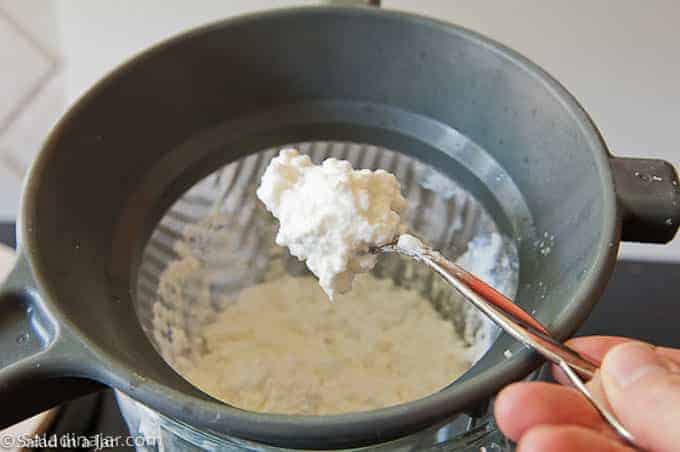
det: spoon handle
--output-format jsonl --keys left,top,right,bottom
{"left": 416, "top": 246, "right": 598, "bottom": 377}
{"left": 382, "top": 241, "right": 637, "bottom": 447}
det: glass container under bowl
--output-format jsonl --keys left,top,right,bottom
{"left": 115, "top": 390, "right": 512, "bottom": 451}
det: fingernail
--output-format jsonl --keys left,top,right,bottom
{"left": 603, "top": 342, "right": 671, "bottom": 389}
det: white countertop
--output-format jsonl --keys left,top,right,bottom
{"left": 53, "top": 0, "right": 680, "bottom": 260}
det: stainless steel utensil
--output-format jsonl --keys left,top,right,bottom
{"left": 377, "top": 236, "right": 637, "bottom": 446}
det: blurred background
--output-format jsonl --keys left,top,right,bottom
{"left": 1, "top": 0, "right": 678, "bottom": 260}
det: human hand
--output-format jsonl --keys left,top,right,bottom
{"left": 494, "top": 336, "right": 680, "bottom": 451}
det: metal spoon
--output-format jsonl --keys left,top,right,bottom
{"left": 374, "top": 234, "right": 637, "bottom": 447}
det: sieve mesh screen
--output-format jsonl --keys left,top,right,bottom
{"left": 135, "top": 141, "right": 519, "bottom": 409}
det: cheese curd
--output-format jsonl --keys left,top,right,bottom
{"left": 257, "top": 149, "right": 406, "bottom": 299}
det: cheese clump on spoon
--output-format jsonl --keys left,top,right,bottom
{"left": 256, "top": 148, "right": 406, "bottom": 299}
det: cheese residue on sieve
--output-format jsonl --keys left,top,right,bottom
{"left": 183, "top": 273, "right": 472, "bottom": 415}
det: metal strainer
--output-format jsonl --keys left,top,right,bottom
{"left": 126, "top": 141, "right": 520, "bottom": 449}
{"left": 136, "top": 142, "right": 518, "bottom": 379}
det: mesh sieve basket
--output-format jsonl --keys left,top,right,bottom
{"left": 124, "top": 141, "right": 520, "bottom": 450}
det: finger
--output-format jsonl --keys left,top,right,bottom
{"left": 561, "top": 336, "right": 680, "bottom": 365}
{"left": 656, "top": 346, "right": 680, "bottom": 365}
{"left": 495, "top": 382, "right": 607, "bottom": 442}
{"left": 552, "top": 338, "right": 680, "bottom": 385}
{"left": 584, "top": 372, "right": 615, "bottom": 413}
{"left": 517, "top": 425, "right": 634, "bottom": 452}
{"left": 565, "top": 336, "right": 634, "bottom": 362}
{"left": 551, "top": 336, "right": 634, "bottom": 385}
{"left": 601, "top": 341, "right": 680, "bottom": 452}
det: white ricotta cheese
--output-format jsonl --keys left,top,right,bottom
{"left": 257, "top": 148, "right": 406, "bottom": 299}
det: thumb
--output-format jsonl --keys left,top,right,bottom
{"left": 601, "top": 341, "right": 680, "bottom": 452}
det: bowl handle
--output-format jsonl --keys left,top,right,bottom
{"left": 610, "top": 157, "right": 680, "bottom": 243}
{"left": 0, "top": 252, "right": 103, "bottom": 430}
